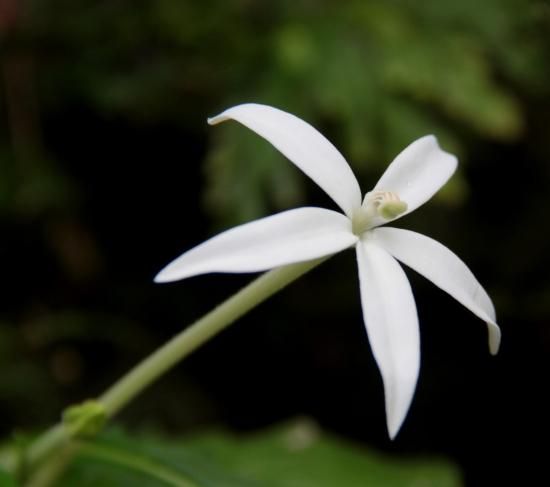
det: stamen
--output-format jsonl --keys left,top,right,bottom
{"left": 364, "top": 191, "right": 408, "bottom": 220}
{"left": 352, "top": 191, "right": 408, "bottom": 235}
{"left": 363, "top": 191, "right": 407, "bottom": 220}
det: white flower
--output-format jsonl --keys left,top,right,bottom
{"left": 155, "top": 104, "right": 501, "bottom": 439}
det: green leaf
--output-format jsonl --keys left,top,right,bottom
{"left": 58, "top": 419, "right": 462, "bottom": 487}
{"left": 0, "top": 467, "right": 17, "bottom": 487}
{"left": 70, "top": 442, "right": 200, "bottom": 487}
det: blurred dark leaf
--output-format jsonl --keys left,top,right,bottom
{"left": 59, "top": 420, "right": 462, "bottom": 487}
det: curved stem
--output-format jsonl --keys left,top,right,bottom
{"left": 22, "top": 257, "right": 326, "bottom": 480}
{"left": 23, "top": 425, "right": 66, "bottom": 476}
{"left": 25, "top": 443, "right": 78, "bottom": 487}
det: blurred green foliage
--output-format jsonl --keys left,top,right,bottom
{"left": 1, "top": 0, "right": 548, "bottom": 223}
{"left": 59, "top": 420, "right": 461, "bottom": 486}
{"left": 0, "top": 467, "right": 16, "bottom": 486}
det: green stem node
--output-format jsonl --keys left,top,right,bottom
{"left": 62, "top": 400, "right": 107, "bottom": 438}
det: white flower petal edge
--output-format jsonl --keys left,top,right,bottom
{"left": 372, "top": 227, "right": 501, "bottom": 354}
{"left": 154, "top": 207, "right": 358, "bottom": 283}
{"left": 208, "top": 103, "right": 362, "bottom": 218}
{"left": 356, "top": 238, "right": 420, "bottom": 439}
{"left": 369, "top": 136, "right": 457, "bottom": 226}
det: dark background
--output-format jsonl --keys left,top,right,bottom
{"left": 1, "top": 1, "right": 549, "bottom": 485}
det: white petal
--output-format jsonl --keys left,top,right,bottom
{"left": 372, "top": 227, "right": 501, "bottom": 354}
{"left": 371, "top": 135, "right": 457, "bottom": 222}
{"left": 356, "top": 238, "right": 420, "bottom": 439}
{"left": 155, "top": 207, "right": 357, "bottom": 282}
{"left": 208, "top": 103, "right": 362, "bottom": 218}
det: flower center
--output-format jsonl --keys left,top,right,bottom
{"left": 351, "top": 191, "right": 408, "bottom": 235}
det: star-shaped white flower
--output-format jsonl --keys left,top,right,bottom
{"left": 155, "top": 103, "right": 501, "bottom": 439}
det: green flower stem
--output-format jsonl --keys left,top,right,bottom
{"left": 99, "top": 257, "right": 326, "bottom": 414}
{"left": 23, "top": 257, "right": 326, "bottom": 479}
{"left": 25, "top": 443, "right": 78, "bottom": 487}
{"left": 23, "top": 426, "right": 66, "bottom": 478}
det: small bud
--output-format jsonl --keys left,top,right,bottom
{"left": 62, "top": 400, "right": 107, "bottom": 439}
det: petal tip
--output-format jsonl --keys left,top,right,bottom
{"left": 420, "top": 134, "right": 457, "bottom": 162}
{"left": 488, "top": 323, "right": 501, "bottom": 355}
{"left": 207, "top": 114, "right": 225, "bottom": 125}
{"left": 386, "top": 406, "right": 410, "bottom": 440}
{"left": 387, "top": 424, "right": 399, "bottom": 441}
{"left": 386, "top": 404, "right": 408, "bottom": 441}
{"left": 422, "top": 134, "right": 438, "bottom": 144}
{"left": 208, "top": 103, "right": 259, "bottom": 125}
{"left": 154, "top": 266, "right": 182, "bottom": 283}
{"left": 153, "top": 271, "right": 169, "bottom": 283}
